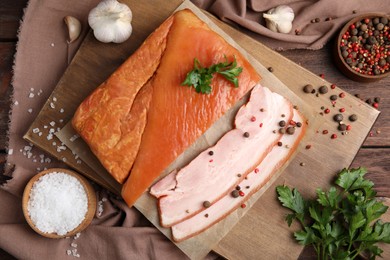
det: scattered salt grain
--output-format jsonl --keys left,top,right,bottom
{"left": 50, "top": 102, "right": 55, "bottom": 109}
{"left": 30, "top": 88, "right": 34, "bottom": 91}
{"left": 28, "top": 108, "right": 33, "bottom": 113}
{"left": 53, "top": 97, "right": 57, "bottom": 102}
{"left": 29, "top": 93, "right": 35, "bottom": 98}
{"left": 14, "top": 101, "right": 19, "bottom": 106}
{"left": 71, "top": 242, "right": 77, "bottom": 248}
{"left": 27, "top": 172, "right": 88, "bottom": 236}
{"left": 70, "top": 135, "right": 79, "bottom": 142}
{"left": 51, "top": 43, "right": 55, "bottom": 47}
{"left": 44, "top": 125, "right": 48, "bottom": 129}
{"left": 8, "top": 149, "right": 13, "bottom": 155}
{"left": 60, "top": 108, "right": 65, "bottom": 113}
{"left": 33, "top": 128, "right": 40, "bottom": 134}
{"left": 67, "top": 250, "right": 72, "bottom": 256}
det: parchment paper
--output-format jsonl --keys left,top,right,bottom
{"left": 56, "top": 1, "right": 320, "bottom": 259}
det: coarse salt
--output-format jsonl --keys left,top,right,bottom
{"left": 27, "top": 172, "right": 88, "bottom": 236}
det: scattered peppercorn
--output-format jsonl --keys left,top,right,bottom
{"left": 236, "top": 185, "right": 241, "bottom": 190}
{"left": 203, "top": 201, "right": 211, "bottom": 208}
{"left": 231, "top": 190, "right": 239, "bottom": 198}
{"left": 300, "top": 162, "right": 306, "bottom": 166}
{"left": 330, "top": 84, "right": 336, "bottom": 89}
{"left": 330, "top": 95, "right": 338, "bottom": 101}
{"left": 324, "top": 108, "right": 330, "bottom": 114}
{"left": 279, "top": 120, "right": 286, "bottom": 127}
{"left": 366, "top": 98, "right": 372, "bottom": 104}
{"left": 279, "top": 128, "right": 286, "bottom": 134}
{"left": 331, "top": 134, "right": 337, "bottom": 139}
{"left": 208, "top": 150, "right": 214, "bottom": 156}
{"left": 319, "top": 85, "right": 328, "bottom": 94}
{"left": 374, "top": 97, "right": 381, "bottom": 103}
{"left": 349, "top": 114, "right": 358, "bottom": 121}
{"left": 268, "top": 67, "right": 274, "bottom": 72}
{"left": 260, "top": 108, "right": 265, "bottom": 112}
{"left": 250, "top": 116, "right": 256, "bottom": 122}
{"left": 338, "top": 124, "right": 347, "bottom": 131}
{"left": 277, "top": 141, "right": 283, "bottom": 147}
{"left": 281, "top": 114, "right": 286, "bottom": 118}
{"left": 339, "top": 108, "right": 345, "bottom": 113}
{"left": 334, "top": 114, "right": 344, "bottom": 122}
{"left": 286, "top": 127, "right": 296, "bottom": 135}
{"left": 205, "top": 214, "right": 209, "bottom": 218}
{"left": 320, "top": 74, "right": 325, "bottom": 78}
{"left": 339, "top": 92, "right": 345, "bottom": 98}
{"left": 296, "top": 122, "right": 302, "bottom": 127}
{"left": 239, "top": 191, "right": 245, "bottom": 197}
{"left": 246, "top": 186, "right": 250, "bottom": 189}
{"left": 243, "top": 132, "right": 250, "bottom": 138}
{"left": 305, "top": 144, "right": 312, "bottom": 149}
{"left": 373, "top": 102, "right": 379, "bottom": 108}
{"left": 241, "top": 204, "right": 246, "bottom": 209}
{"left": 323, "top": 130, "right": 329, "bottom": 134}
{"left": 346, "top": 125, "right": 352, "bottom": 131}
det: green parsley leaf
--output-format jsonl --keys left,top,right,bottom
{"left": 276, "top": 168, "right": 390, "bottom": 260}
{"left": 181, "top": 56, "right": 243, "bottom": 94}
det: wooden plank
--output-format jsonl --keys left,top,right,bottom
{"left": 282, "top": 47, "right": 389, "bottom": 147}
{"left": 0, "top": 43, "right": 15, "bottom": 151}
{"left": 0, "top": 0, "right": 28, "bottom": 40}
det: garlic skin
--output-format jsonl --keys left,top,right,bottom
{"left": 88, "top": 0, "right": 133, "bottom": 43}
{"left": 64, "top": 16, "right": 82, "bottom": 43}
{"left": 263, "top": 5, "right": 295, "bottom": 34}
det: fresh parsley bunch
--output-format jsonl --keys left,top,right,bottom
{"left": 181, "top": 56, "right": 243, "bottom": 94}
{"left": 276, "top": 168, "right": 390, "bottom": 260}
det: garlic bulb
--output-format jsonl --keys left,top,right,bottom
{"left": 88, "top": 0, "right": 133, "bottom": 43}
{"left": 64, "top": 16, "right": 82, "bottom": 43}
{"left": 263, "top": 5, "right": 295, "bottom": 34}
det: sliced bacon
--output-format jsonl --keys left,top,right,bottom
{"left": 171, "top": 110, "right": 306, "bottom": 242}
{"left": 150, "top": 84, "right": 294, "bottom": 227}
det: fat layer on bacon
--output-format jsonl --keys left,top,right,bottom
{"left": 171, "top": 110, "right": 306, "bottom": 242}
{"left": 150, "top": 84, "right": 294, "bottom": 227}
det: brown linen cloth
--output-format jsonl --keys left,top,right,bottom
{"left": 2, "top": 0, "right": 390, "bottom": 259}
{"left": 193, "top": 0, "right": 390, "bottom": 50}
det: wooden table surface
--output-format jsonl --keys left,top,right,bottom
{"left": 0, "top": 0, "right": 388, "bottom": 259}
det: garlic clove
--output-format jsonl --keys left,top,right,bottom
{"left": 263, "top": 5, "right": 295, "bottom": 34}
{"left": 88, "top": 0, "right": 133, "bottom": 44}
{"left": 64, "top": 16, "right": 82, "bottom": 43}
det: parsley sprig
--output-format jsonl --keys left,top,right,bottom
{"left": 181, "top": 56, "right": 243, "bottom": 94}
{"left": 277, "top": 168, "right": 390, "bottom": 260}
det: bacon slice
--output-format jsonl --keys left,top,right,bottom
{"left": 170, "top": 110, "right": 306, "bottom": 242}
{"left": 150, "top": 84, "right": 294, "bottom": 227}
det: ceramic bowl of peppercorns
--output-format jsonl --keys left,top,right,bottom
{"left": 334, "top": 13, "right": 390, "bottom": 82}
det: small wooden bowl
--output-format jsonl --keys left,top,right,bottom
{"left": 22, "top": 168, "right": 96, "bottom": 238}
{"left": 334, "top": 13, "right": 390, "bottom": 82}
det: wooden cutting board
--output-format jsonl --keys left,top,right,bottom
{"left": 24, "top": 0, "right": 381, "bottom": 259}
